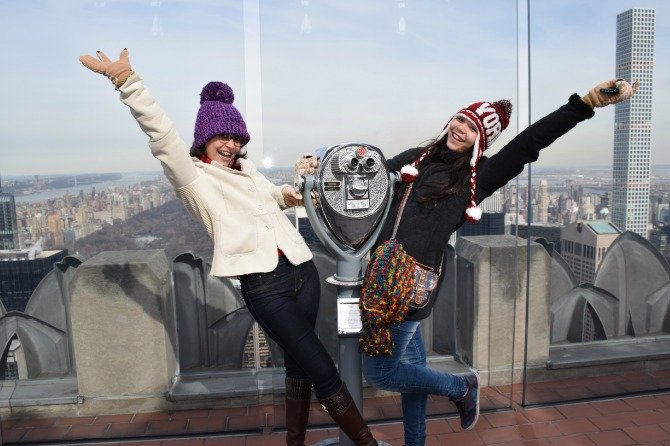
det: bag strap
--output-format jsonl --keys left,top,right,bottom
{"left": 391, "top": 183, "right": 413, "bottom": 238}
{"left": 391, "top": 183, "right": 444, "bottom": 275}
{"left": 392, "top": 149, "right": 430, "bottom": 237}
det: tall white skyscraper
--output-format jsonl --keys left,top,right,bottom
{"left": 611, "top": 8, "right": 655, "bottom": 238}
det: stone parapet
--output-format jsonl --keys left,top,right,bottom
{"left": 455, "top": 236, "right": 551, "bottom": 386}
{"left": 70, "top": 250, "right": 174, "bottom": 400}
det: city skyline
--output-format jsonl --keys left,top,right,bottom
{"left": 1, "top": 0, "right": 669, "bottom": 176}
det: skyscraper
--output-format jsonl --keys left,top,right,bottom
{"left": 0, "top": 248, "right": 68, "bottom": 311}
{"left": 537, "top": 179, "right": 549, "bottom": 223}
{"left": 457, "top": 191, "right": 505, "bottom": 237}
{"left": 560, "top": 220, "right": 622, "bottom": 285}
{"left": 611, "top": 8, "right": 655, "bottom": 238}
{"left": 0, "top": 177, "right": 20, "bottom": 249}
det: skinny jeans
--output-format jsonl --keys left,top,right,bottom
{"left": 239, "top": 255, "right": 341, "bottom": 398}
{"left": 363, "top": 320, "right": 467, "bottom": 446}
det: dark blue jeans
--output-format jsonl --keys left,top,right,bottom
{"left": 240, "top": 256, "right": 341, "bottom": 398}
{"left": 363, "top": 320, "right": 468, "bottom": 446}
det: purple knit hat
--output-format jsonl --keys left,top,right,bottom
{"left": 193, "top": 82, "right": 250, "bottom": 149}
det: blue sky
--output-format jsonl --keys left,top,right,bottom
{"left": 0, "top": 0, "right": 668, "bottom": 176}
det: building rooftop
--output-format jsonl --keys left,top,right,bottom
{"left": 585, "top": 220, "right": 622, "bottom": 235}
{"left": 0, "top": 249, "right": 65, "bottom": 261}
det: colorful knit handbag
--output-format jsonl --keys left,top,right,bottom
{"left": 359, "top": 151, "right": 444, "bottom": 356}
{"left": 359, "top": 238, "right": 416, "bottom": 356}
{"left": 359, "top": 181, "right": 423, "bottom": 356}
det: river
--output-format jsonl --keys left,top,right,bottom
{"left": 13, "top": 172, "right": 163, "bottom": 204}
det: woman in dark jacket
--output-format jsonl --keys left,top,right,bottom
{"left": 365, "top": 79, "right": 637, "bottom": 446}
{"left": 299, "top": 78, "right": 638, "bottom": 446}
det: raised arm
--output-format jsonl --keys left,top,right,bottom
{"left": 475, "top": 79, "right": 638, "bottom": 202}
{"left": 79, "top": 49, "right": 199, "bottom": 189}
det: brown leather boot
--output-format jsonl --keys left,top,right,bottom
{"left": 318, "top": 382, "right": 377, "bottom": 446}
{"left": 285, "top": 377, "right": 312, "bottom": 446}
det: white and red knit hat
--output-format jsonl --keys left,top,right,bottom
{"left": 438, "top": 99, "right": 513, "bottom": 222}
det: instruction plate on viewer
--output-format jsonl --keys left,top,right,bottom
{"left": 337, "top": 297, "right": 362, "bottom": 334}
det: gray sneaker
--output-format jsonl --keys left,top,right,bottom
{"left": 452, "top": 371, "right": 480, "bottom": 430}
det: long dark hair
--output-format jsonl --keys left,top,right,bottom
{"left": 414, "top": 136, "right": 473, "bottom": 204}
{"left": 189, "top": 143, "right": 206, "bottom": 158}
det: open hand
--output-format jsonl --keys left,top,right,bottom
{"left": 79, "top": 48, "right": 134, "bottom": 88}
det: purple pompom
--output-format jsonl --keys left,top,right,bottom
{"left": 200, "top": 82, "right": 234, "bottom": 105}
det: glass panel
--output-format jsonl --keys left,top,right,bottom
{"left": 0, "top": 0, "right": 270, "bottom": 443}
{"left": 0, "top": 0, "right": 524, "bottom": 443}
{"left": 524, "top": 0, "right": 670, "bottom": 407}
{"left": 257, "top": 0, "right": 519, "bottom": 433}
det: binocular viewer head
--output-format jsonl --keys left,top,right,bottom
{"left": 332, "top": 146, "right": 381, "bottom": 175}
{"left": 296, "top": 143, "right": 391, "bottom": 250}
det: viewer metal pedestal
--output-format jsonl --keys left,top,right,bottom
{"left": 298, "top": 143, "right": 395, "bottom": 446}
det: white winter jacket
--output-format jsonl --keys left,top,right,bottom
{"left": 118, "top": 73, "right": 313, "bottom": 277}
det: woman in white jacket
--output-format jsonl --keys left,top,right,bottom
{"left": 79, "top": 49, "right": 378, "bottom": 446}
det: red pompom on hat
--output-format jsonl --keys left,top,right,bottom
{"left": 437, "top": 99, "right": 513, "bottom": 222}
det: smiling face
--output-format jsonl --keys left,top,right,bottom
{"left": 446, "top": 115, "right": 478, "bottom": 154}
{"left": 204, "top": 134, "right": 243, "bottom": 167}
